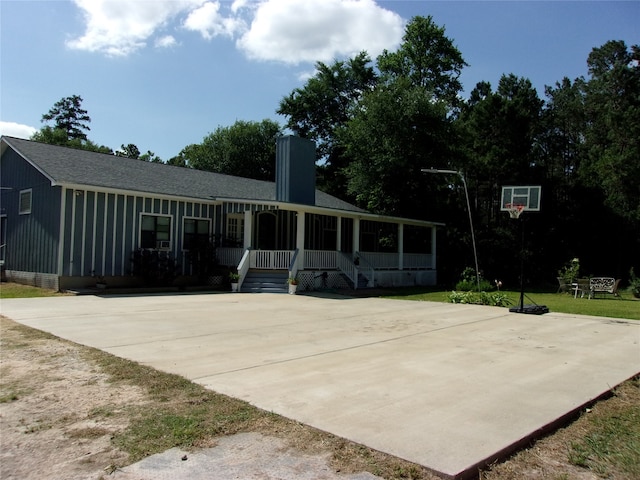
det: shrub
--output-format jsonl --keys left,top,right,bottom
{"left": 448, "top": 291, "right": 512, "bottom": 307}
{"left": 630, "top": 267, "right": 640, "bottom": 299}
{"left": 455, "top": 267, "right": 493, "bottom": 292}
{"left": 558, "top": 257, "right": 580, "bottom": 284}
{"left": 130, "top": 249, "right": 180, "bottom": 286}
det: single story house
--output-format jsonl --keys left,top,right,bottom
{"left": 0, "top": 135, "right": 442, "bottom": 292}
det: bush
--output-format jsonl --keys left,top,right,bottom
{"left": 130, "top": 249, "right": 180, "bottom": 286}
{"left": 558, "top": 257, "right": 580, "bottom": 284}
{"left": 630, "top": 267, "right": 640, "bottom": 299}
{"left": 448, "top": 291, "right": 513, "bottom": 307}
{"left": 455, "top": 267, "right": 493, "bottom": 292}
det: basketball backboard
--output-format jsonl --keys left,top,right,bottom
{"left": 500, "top": 186, "right": 541, "bottom": 212}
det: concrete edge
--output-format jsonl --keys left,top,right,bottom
{"left": 451, "top": 372, "right": 640, "bottom": 480}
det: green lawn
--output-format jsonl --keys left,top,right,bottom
{"left": 2, "top": 281, "right": 638, "bottom": 321}
{"left": 382, "top": 287, "right": 640, "bottom": 321}
{"left": 0, "top": 282, "right": 65, "bottom": 299}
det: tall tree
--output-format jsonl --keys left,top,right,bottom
{"left": 181, "top": 119, "right": 282, "bottom": 181}
{"left": 41, "top": 95, "right": 91, "bottom": 141}
{"left": 340, "top": 78, "right": 452, "bottom": 217}
{"left": 116, "top": 143, "right": 140, "bottom": 159}
{"left": 581, "top": 40, "right": 640, "bottom": 223}
{"left": 377, "top": 15, "right": 467, "bottom": 106}
{"left": 277, "top": 52, "right": 377, "bottom": 196}
{"left": 339, "top": 16, "right": 466, "bottom": 217}
{"left": 30, "top": 125, "right": 112, "bottom": 154}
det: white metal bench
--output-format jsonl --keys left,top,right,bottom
{"left": 588, "top": 277, "right": 621, "bottom": 299}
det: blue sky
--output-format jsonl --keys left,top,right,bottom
{"left": 1, "top": 1, "right": 638, "bottom": 161}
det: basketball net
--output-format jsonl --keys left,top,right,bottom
{"left": 506, "top": 203, "right": 525, "bottom": 219}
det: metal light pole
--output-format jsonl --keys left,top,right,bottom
{"left": 422, "top": 168, "right": 480, "bottom": 292}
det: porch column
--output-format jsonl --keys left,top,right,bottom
{"left": 431, "top": 227, "right": 437, "bottom": 270}
{"left": 243, "top": 210, "right": 252, "bottom": 249}
{"left": 296, "top": 210, "right": 305, "bottom": 269}
{"left": 398, "top": 223, "right": 404, "bottom": 270}
{"left": 336, "top": 216, "right": 342, "bottom": 252}
{"left": 353, "top": 217, "right": 360, "bottom": 254}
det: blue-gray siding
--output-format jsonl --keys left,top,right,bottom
{"left": 0, "top": 148, "right": 61, "bottom": 274}
{"left": 60, "top": 189, "right": 216, "bottom": 277}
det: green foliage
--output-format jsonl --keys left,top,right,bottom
{"left": 277, "top": 52, "right": 377, "bottom": 197}
{"left": 581, "top": 41, "right": 640, "bottom": 223}
{"left": 130, "top": 249, "right": 180, "bottom": 287}
{"left": 341, "top": 77, "right": 453, "bottom": 216}
{"left": 0, "top": 282, "right": 63, "bottom": 298}
{"left": 454, "top": 267, "right": 493, "bottom": 292}
{"left": 629, "top": 268, "right": 640, "bottom": 298}
{"left": 448, "top": 290, "right": 513, "bottom": 307}
{"left": 558, "top": 257, "right": 580, "bottom": 284}
{"left": 185, "top": 240, "right": 218, "bottom": 283}
{"left": 40, "top": 94, "right": 91, "bottom": 141}
{"left": 116, "top": 143, "right": 140, "bottom": 159}
{"left": 181, "top": 119, "right": 282, "bottom": 181}
{"left": 569, "top": 382, "right": 640, "bottom": 478}
{"left": 278, "top": 52, "right": 376, "bottom": 160}
{"left": 377, "top": 15, "right": 467, "bottom": 105}
{"left": 31, "top": 126, "right": 113, "bottom": 154}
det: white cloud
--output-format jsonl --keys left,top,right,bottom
{"left": 65, "top": 0, "right": 404, "bottom": 64}
{"left": 183, "top": 1, "right": 246, "bottom": 39}
{"left": 67, "top": 0, "right": 204, "bottom": 56}
{"left": 0, "top": 121, "right": 37, "bottom": 139}
{"left": 156, "top": 35, "right": 177, "bottom": 48}
{"left": 237, "top": 0, "right": 404, "bottom": 64}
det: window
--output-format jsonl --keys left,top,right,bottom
{"left": 19, "top": 189, "right": 32, "bottom": 215}
{"left": 140, "top": 214, "right": 171, "bottom": 249}
{"left": 183, "top": 218, "right": 210, "bottom": 251}
{"left": 226, "top": 214, "right": 244, "bottom": 247}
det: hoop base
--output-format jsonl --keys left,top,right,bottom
{"left": 509, "top": 304, "right": 549, "bottom": 315}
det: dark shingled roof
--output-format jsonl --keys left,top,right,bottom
{"left": 2, "top": 136, "right": 365, "bottom": 213}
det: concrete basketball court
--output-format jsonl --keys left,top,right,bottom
{"left": 2, "top": 292, "right": 638, "bottom": 479}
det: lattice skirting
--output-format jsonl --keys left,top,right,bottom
{"left": 5, "top": 270, "right": 59, "bottom": 291}
{"left": 297, "top": 271, "right": 350, "bottom": 291}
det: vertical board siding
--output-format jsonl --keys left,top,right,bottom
{"left": 0, "top": 149, "right": 62, "bottom": 274}
{"left": 56, "top": 189, "right": 215, "bottom": 279}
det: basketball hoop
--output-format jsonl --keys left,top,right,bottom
{"left": 506, "top": 203, "right": 525, "bottom": 219}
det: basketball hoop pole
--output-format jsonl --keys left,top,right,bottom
{"left": 422, "top": 168, "right": 480, "bottom": 292}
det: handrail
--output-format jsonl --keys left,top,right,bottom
{"left": 288, "top": 248, "right": 300, "bottom": 283}
{"left": 337, "top": 252, "right": 358, "bottom": 289}
{"left": 237, "top": 249, "right": 251, "bottom": 291}
{"left": 355, "top": 251, "right": 374, "bottom": 288}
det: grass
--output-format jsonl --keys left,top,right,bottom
{"left": 0, "top": 282, "right": 66, "bottom": 298}
{"left": 568, "top": 378, "right": 640, "bottom": 479}
{"left": 381, "top": 287, "right": 640, "bottom": 321}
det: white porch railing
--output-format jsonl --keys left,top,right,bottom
{"left": 251, "top": 250, "right": 293, "bottom": 269}
{"left": 217, "top": 247, "right": 244, "bottom": 267}
{"left": 403, "top": 253, "right": 433, "bottom": 269}
{"left": 305, "top": 250, "right": 337, "bottom": 269}
{"left": 221, "top": 248, "right": 432, "bottom": 272}
{"left": 237, "top": 249, "right": 251, "bottom": 291}
{"left": 359, "top": 252, "right": 398, "bottom": 269}
{"left": 337, "top": 252, "right": 358, "bottom": 289}
{"left": 355, "top": 252, "right": 374, "bottom": 287}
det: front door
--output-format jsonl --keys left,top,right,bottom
{"left": 256, "top": 211, "right": 277, "bottom": 250}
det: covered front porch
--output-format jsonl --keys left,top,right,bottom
{"left": 215, "top": 204, "right": 439, "bottom": 292}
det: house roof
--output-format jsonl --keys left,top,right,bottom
{"left": 1, "top": 136, "right": 365, "bottom": 214}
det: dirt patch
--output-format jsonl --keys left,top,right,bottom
{"left": 0, "top": 316, "right": 147, "bottom": 480}
{"left": 1, "top": 315, "right": 637, "bottom": 480}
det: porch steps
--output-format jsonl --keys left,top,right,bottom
{"left": 241, "top": 269, "right": 288, "bottom": 294}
